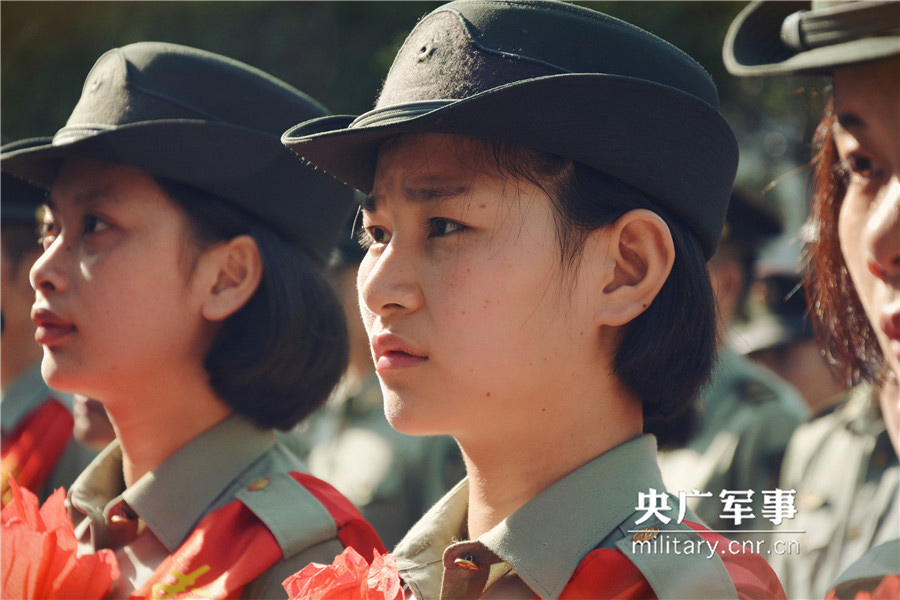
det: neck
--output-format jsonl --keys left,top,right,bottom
{"left": 461, "top": 380, "right": 642, "bottom": 539}
{"left": 103, "top": 376, "right": 233, "bottom": 487}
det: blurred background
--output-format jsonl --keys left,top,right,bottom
{"left": 1, "top": 1, "right": 827, "bottom": 266}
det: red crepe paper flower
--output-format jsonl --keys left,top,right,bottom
{"left": 283, "top": 546, "right": 402, "bottom": 600}
{"left": 1, "top": 477, "right": 119, "bottom": 599}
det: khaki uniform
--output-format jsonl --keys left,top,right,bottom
{"left": 67, "top": 415, "right": 347, "bottom": 599}
{"left": 287, "top": 373, "right": 464, "bottom": 548}
{"left": 657, "top": 349, "right": 809, "bottom": 538}
{"left": 394, "top": 435, "right": 785, "bottom": 600}
{"left": 770, "top": 385, "right": 900, "bottom": 600}
{"left": 1, "top": 363, "right": 95, "bottom": 500}
{"left": 827, "top": 539, "right": 900, "bottom": 598}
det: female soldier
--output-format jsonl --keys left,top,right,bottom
{"left": 285, "top": 1, "right": 786, "bottom": 597}
{"left": 725, "top": 2, "right": 899, "bottom": 597}
{"left": 1, "top": 42, "right": 383, "bottom": 598}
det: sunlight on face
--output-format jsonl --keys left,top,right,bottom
{"left": 356, "top": 134, "right": 605, "bottom": 442}
{"left": 832, "top": 57, "right": 900, "bottom": 383}
{"left": 29, "top": 159, "right": 212, "bottom": 403}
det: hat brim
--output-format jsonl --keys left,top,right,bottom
{"left": 284, "top": 73, "right": 737, "bottom": 258}
{"left": 1, "top": 121, "right": 355, "bottom": 255}
{"left": 723, "top": 1, "right": 900, "bottom": 77}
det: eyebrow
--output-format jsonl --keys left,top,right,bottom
{"left": 835, "top": 111, "right": 866, "bottom": 131}
{"left": 363, "top": 182, "right": 471, "bottom": 212}
{"left": 46, "top": 186, "right": 119, "bottom": 212}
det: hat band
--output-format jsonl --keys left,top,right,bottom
{"left": 350, "top": 100, "right": 452, "bottom": 129}
{"left": 781, "top": 2, "right": 900, "bottom": 51}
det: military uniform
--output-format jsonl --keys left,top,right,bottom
{"left": 287, "top": 372, "right": 464, "bottom": 548}
{"left": 656, "top": 349, "right": 809, "bottom": 538}
{"left": 770, "top": 384, "right": 900, "bottom": 600}
{"left": 68, "top": 414, "right": 375, "bottom": 599}
{"left": 394, "top": 435, "right": 785, "bottom": 599}
{"left": 1, "top": 363, "right": 95, "bottom": 503}
{"left": 826, "top": 539, "right": 900, "bottom": 599}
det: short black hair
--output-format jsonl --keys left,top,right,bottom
{"left": 552, "top": 162, "right": 717, "bottom": 422}
{"left": 476, "top": 142, "right": 717, "bottom": 422}
{"left": 158, "top": 178, "right": 348, "bottom": 430}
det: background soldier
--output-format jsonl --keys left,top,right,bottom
{"left": 1, "top": 151, "right": 96, "bottom": 505}
{"left": 652, "top": 188, "right": 809, "bottom": 540}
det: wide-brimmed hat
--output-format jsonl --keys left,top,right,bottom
{"left": 730, "top": 271, "right": 813, "bottom": 355}
{"left": 1, "top": 42, "right": 355, "bottom": 257}
{"left": 724, "top": 1, "right": 900, "bottom": 77}
{"left": 1, "top": 138, "right": 51, "bottom": 224}
{"left": 283, "top": 0, "right": 738, "bottom": 258}
{"left": 720, "top": 187, "right": 784, "bottom": 251}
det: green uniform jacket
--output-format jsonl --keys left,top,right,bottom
{"left": 67, "top": 415, "right": 347, "bottom": 599}
{"left": 286, "top": 372, "right": 464, "bottom": 548}
{"left": 657, "top": 350, "right": 809, "bottom": 538}
{"left": 771, "top": 385, "right": 900, "bottom": 600}
{"left": 394, "top": 435, "right": 785, "bottom": 599}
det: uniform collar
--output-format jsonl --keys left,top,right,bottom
{"left": 844, "top": 383, "right": 888, "bottom": 437}
{"left": 68, "top": 414, "right": 276, "bottom": 552}
{"left": 395, "top": 435, "right": 663, "bottom": 599}
{"left": 0, "top": 363, "right": 70, "bottom": 432}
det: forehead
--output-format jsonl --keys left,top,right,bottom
{"left": 49, "top": 159, "right": 166, "bottom": 208}
{"left": 368, "top": 134, "right": 506, "bottom": 208}
{"left": 832, "top": 57, "right": 900, "bottom": 133}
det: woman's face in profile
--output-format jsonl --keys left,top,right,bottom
{"left": 831, "top": 56, "right": 900, "bottom": 384}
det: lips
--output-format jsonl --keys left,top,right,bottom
{"left": 370, "top": 331, "right": 428, "bottom": 372}
{"left": 31, "top": 307, "right": 75, "bottom": 346}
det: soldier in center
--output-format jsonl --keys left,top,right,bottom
{"left": 283, "top": 0, "right": 786, "bottom": 597}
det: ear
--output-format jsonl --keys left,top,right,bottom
{"left": 197, "top": 235, "right": 263, "bottom": 322}
{"left": 591, "top": 209, "right": 675, "bottom": 327}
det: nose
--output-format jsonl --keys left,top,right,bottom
{"left": 866, "top": 176, "right": 900, "bottom": 282}
{"left": 29, "top": 239, "right": 68, "bottom": 295}
{"left": 358, "top": 242, "right": 424, "bottom": 320}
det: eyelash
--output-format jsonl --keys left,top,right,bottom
{"left": 36, "top": 214, "right": 109, "bottom": 248}
{"left": 835, "top": 154, "right": 880, "bottom": 185}
{"left": 358, "top": 217, "right": 467, "bottom": 249}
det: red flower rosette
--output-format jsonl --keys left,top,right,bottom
{"left": 1, "top": 477, "right": 119, "bottom": 599}
{"left": 283, "top": 546, "right": 402, "bottom": 600}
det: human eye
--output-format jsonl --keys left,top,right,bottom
{"left": 427, "top": 217, "right": 466, "bottom": 238}
{"left": 836, "top": 154, "right": 882, "bottom": 186}
{"left": 360, "top": 225, "right": 392, "bottom": 248}
{"left": 37, "top": 209, "right": 57, "bottom": 249}
{"left": 84, "top": 214, "right": 110, "bottom": 235}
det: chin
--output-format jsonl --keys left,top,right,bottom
{"left": 383, "top": 391, "right": 452, "bottom": 437}
{"left": 40, "top": 354, "right": 90, "bottom": 397}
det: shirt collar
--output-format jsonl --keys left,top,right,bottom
{"left": 395, "top": 435, "right": 663, "bottom": 599}
{"left": 69, "top": 414, "right": 276, "bottom": 551}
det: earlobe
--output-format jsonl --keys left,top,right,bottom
{"left": 593, "top": 209, "right": 674, "bottom": 326}
{"left": 200, "top": 235, "right": 263, "bottom": 322}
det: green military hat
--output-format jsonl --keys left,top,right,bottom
{"left": 721, "top": 187, "right": 784, "bottom": 250}
{"left": 724, "top": 1, "right": 900, "bottom": 77}
{"left": 284, "top": 0, "right": 739, "bottom": 259}
{"left": 1, "top": 42, "right": 355, "bottom": 258}
{"left": 732, "top": 269, "right": 813, "bottom": 354}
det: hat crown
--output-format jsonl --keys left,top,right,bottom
{"left": 376, "top": 0, "right": 720, "bottom": 110}
{"left": 59, "top": 42, "right": 328, "bottom": 143}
